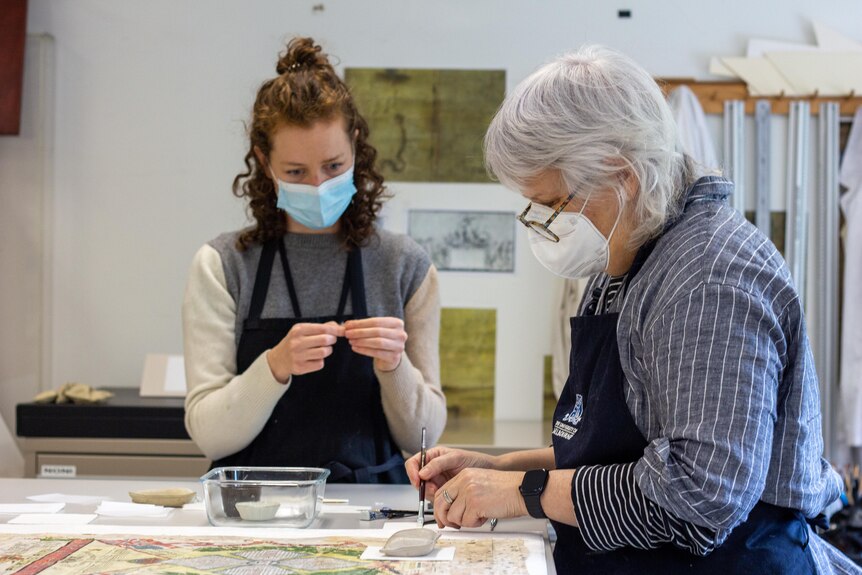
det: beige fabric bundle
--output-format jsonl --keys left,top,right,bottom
{"left": 33, "top": 383, "right": 114, "bottom": 404}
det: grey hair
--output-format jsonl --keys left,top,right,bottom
{"left": 484, "top": 45, "right": 693, "bottom": 247}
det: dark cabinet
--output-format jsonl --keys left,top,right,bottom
{"left": 0, "top": 0, "right": 28, "bottom": 135}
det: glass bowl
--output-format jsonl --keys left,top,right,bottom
{"left": 200, "top": 467, "right": 330, "bottom": 528}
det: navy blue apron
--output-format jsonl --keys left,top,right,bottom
{"left": 550, "top": 242, "right": 817, "bottom": 574}
{"left": 213, "top": 237, "right": 408, "bottom": 484}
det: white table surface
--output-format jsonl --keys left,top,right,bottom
{"left": 0, "top": 477, "right": 556, "bottom": 573}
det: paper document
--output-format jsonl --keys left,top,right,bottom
{"left": 0, "top": 503, "right": 64, "bottom": 514}
{"left": 320, "top": 504, "right": 371, "bottom": 515}
{"left": 8, "top": 513, "right": 96, "bottom": 525}
{"left": 96, "top": 501, "right": 172, "bottom": 518}
{"left": 28, "top": 493, "right": 107, "bottom": 505}
{"left": 360, "top": 545, "right": 456, "bottom": 561}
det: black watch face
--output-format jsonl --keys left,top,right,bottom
{"left": 522, "top": 469, "right": 548, "bottom": 495}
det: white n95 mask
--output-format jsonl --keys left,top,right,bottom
{"left": 526, "top": 196, "right": 621, "bottom": 279}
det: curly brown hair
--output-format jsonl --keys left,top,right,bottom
{"left": 232, "top": 37, "right": 386, "bottom": 250}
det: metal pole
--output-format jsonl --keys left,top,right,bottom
{"left": 723, "top": 100, "right": 746, "bottom": 214}
{"left": 785, "top": 100, "right": 810, "bottom": 306}
{"left": 815, "top": 101, "right": 840, "bottom": 459}
{"left": 755, "top": 100, "right": 771, "bottom": 238}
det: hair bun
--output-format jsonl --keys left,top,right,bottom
{"left": 276, "top": 37, "right": 327, "bottom": 75}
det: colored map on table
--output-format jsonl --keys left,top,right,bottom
{"left": 0, "top": 532, "right": 540, "bottom": 574}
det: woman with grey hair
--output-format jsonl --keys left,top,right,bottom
{"left": 407, "top": 46, "right": 859, "bottom": 573}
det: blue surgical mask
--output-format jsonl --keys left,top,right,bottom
{"left": 273, "top": 166, "right": 357, "bottom": 229}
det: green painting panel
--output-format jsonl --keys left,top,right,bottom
{"left": 440, "top": 308, "right": 496, "bottom": 420}
{"left": 345, "top": 68, "right": 505, "bottom": 183}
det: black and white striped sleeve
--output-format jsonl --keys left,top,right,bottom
{"left": 572, "top": 462, "right": 720, "bottom": 555}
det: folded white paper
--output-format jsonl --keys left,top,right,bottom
{"left": 0, "top": 503, "right": 64, "bottom": 514}
{"left": 320, "top": 504, "right": 371, "bottom": 515}
{"left": 95, "top": 501, "right": 171, "bottom": 518}
{"left": 360, "top": 545, "right": 455, "bottom": 561}
{"left": 8, "top": 513, "right": 96, "bottom": 525}
{"left": 28, "top": 493, "right": 108, "bottom": 505}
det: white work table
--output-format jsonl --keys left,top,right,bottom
{"left": 0, "top": 477, "right": 556, "bottom": 573}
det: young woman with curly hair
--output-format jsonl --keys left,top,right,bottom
{"left": 182, "top": 37, "right": 445, "bottom": 483}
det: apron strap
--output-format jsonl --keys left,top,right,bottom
{"left": 326, "top": 452, "right": 404, "bottom": 483}
{"left": 247, "top": 240, "right": 278, "bottom": 321}
{"left": 805, "top": 513, "right": 829, "bottom": 533}
{"left": 252, "top": 238, "right": 363, "bottom": 323}
{"left": 277, "top": 237, "right": 302, "bottom": 318}
{"left": 335, "top": 249, "right": 354, "bottom": 321}
{"left": 347, "top": 247, "right": 368, "bottom": 319}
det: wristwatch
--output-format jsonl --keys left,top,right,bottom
{"left": 519, "top": 468, "right": 550, "bottom": 519}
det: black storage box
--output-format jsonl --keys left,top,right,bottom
{"left": 16, "top": 387, "right": 190, "bottom": 440}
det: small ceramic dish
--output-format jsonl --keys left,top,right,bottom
{"left": 235, "top": 500, "right": 280, "bottom": 521}
{"left": 128, "top": 488, "right": 196, "bottom": 508}
{"left": 380, "top": 528, "right": 441, "bottom": 557}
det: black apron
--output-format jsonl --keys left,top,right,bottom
{"left": 213, "top": 237, "right": 408, "bottom": 484}
{"left": 550, "top": 242, "right": 818, "bottom": 574}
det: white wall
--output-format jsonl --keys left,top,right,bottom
{"left": 19, "top": 0, "right": 862, "bottom": 423}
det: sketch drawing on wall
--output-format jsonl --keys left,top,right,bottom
{"left": 408, "top": 210, "right": 515, "bottom": 273}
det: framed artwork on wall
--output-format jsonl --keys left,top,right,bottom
{"left": 440, "top": 307, "right": 496, "bottom": 422}
{"left": 345, "top": 68, "right": 505, "bottom": 183}
{"left": 408, "top": 209, "right": 515, "bottom": 273}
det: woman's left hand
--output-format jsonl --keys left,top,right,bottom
{"left": 343, "top": 317, "right": 407, "bottom": 372}
{"left": 433, "top": 469, "right": 528, "bottom": 529}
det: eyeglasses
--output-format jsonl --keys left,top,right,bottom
{"left": 517, "top": 190, "right": 577, "bottom": 243}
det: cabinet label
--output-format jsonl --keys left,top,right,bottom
{"left": 40, "top": 464, "right": 76, "bottom": 478}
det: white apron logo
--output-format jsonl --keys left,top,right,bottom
{"left": 562, "top": 395, "right": 584, "bottom": 426}
{"left": 553, "top": 394, "right": 584, "bottom": 441}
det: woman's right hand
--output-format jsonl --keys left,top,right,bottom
{"left": 405, "top": 446, "right": 498, "bottom": 500}
{"left": 266, "top": 321, "right": 345, "bottom": 383}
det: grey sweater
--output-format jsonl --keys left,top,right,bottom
{"left": 182, "top": 227, "right": 445, "bottom": 461}
{"left": 211, "top": 230, "right": 430, "bottom": 341}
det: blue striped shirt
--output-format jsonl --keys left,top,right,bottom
{"left": 571, "top": 176, "right": 858, "bottom": 573}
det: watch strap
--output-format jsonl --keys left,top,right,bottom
{"left": 520, "top": 468, "right": 549, "bottom": 519}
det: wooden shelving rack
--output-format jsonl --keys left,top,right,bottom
{"left": 657, "top": 78, "right": 862, "bottom": 116}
